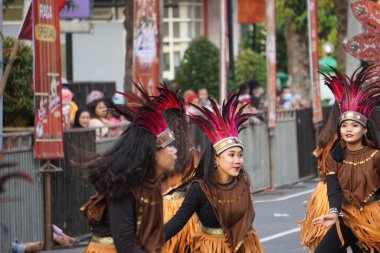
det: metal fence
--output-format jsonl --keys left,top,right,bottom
{"left": 0, "top": 107, "right": 330, "bottom": 252}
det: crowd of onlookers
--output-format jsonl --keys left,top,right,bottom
{"left": 62, "top": 78, "right": 313, "bottom": 139}
{"left": 61, "top": 86, "right": 129, "bottom": 139}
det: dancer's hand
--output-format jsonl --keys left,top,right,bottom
{"left": 312, "top": 213, "right": 338, "bottom": 228}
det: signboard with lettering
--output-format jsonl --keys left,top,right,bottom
{"left": 33, "top": 0, "right": 64, "bottom": 159}
{"left": 60, "top": 0, "right": 91, "bottom": 19}
{"left": 133, "top": 0, "right": 160, "bottom": 95}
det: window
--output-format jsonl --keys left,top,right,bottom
{"left": 162, "top": 0, "right": 204, "bottom": 80}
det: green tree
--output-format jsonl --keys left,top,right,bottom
{"left": 175, "top": 37, "right": 220, "bottom": 98}
{"left": 3, "top": 37, "right": 34, "bottom": 126}
{"left": 235, "top": 49, "right": 266, "bottom": 87}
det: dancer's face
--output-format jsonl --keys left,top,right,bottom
{"left": 155, "top": 145, "right": 177, "bottom": 172}
{"left": 215, "top": 147, "right": 244, "bottom": 177}
{"left": 340, "top": 120, "right": 367, "bottom": 144}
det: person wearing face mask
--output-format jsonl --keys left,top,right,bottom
{"left": 80, "top": 84, "right": 178, "bottom": 253}
{"left": 164, "top": 90, "right": 263, "bottom": 252}
{"left": 312, "top": 65, "right": 380, "bottom": 253}
{"left": 197, "top": 88, "right": 212, "bottom": 109}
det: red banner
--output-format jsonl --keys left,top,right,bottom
{"left": 307, "top": 0, "right": 323, "bottom": 124}
{"left": 33, "top": 0, "right": 64, "bottom": 159}
{"left": 133, "top": 0, "right": 160, "bottom": 95}
{"left": 238, "top": 0, "right": 266, "bottom": 24}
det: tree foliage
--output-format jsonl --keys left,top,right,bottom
{"left": 3, "top": 37, "right": 34, "bottom": 126}
{"left": 175, "top": 37, "right": 220, "bottom": 98}
{"left": 235, "top": 49, "right": 266, "bottom": 88}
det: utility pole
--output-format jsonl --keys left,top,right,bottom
{"left": 0, "top": 0, "right": 4, "bottom": 149}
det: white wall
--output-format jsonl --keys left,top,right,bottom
{"left": 207, "top": 0, "right": 241, "bottom": 57}
{"left": 73, "top": 22, "right": 125, "bottom": 92}
{"left": 345, "top": 0, "right": 361, "bottom": 75}
{"left": 3, "top": 21, "right": 126, "bottom": 92}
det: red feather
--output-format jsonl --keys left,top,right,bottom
{"left": 323, "top": 64, "right": 380, "bottom": 119}
{"left": 189, "top": 90, "right": 261, "bottom": 145}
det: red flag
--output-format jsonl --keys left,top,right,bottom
{"left": 18, "top": 0, "right": 66, "bottom": 40}
{"left": 18, "top": 2, "right": 32, "bottom": 40}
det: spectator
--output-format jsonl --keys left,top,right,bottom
{"left": 279, "top": 87, "right": 293, "bottom": 110}
{"left": 291, "top": 94, "right": 310, "bottom": 109}
{"left": 72, "top": 108, "right": 90, "bottom": 128}
{"left": 247, "top": 79, "right": 264, "bottom": 109}
{"left": 185, "top": 91, "right": 201, "bottom": 116}
{"left": 61, "top": 88, "right": 78, "bottom": 129}
{"left": 88, "top": 98, "right": 110, "bottom": 139}
{"left": 197, "top": 88, "right": 212, "bottom": 108}
{"left": 238, "top": 82, "right": 251, "bottom": 104}
{"left": 86, "top": 90, "right": 104, "bottom": 105}
{"left": 11, "top": 241, "right": 43, "bottom": 253}
{"left": 183, "top": 89, "right": 196, "bottom": 105}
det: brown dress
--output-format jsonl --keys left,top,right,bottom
{"left": 131, "top": 182, "right": 165, "bottom": 253}
{"left": 326, "top": 146, "right": 380, "bottom": 252}
{"left": 161, "top": 148, "right": 201, "bottom": 253}
{"left": 193, "top": 173, "right": 263, "bottom": 253}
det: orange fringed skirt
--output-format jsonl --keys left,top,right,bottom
{"left": 82, "top": 240, "right": 116, "bottom": 253}
{"left": 298, "top": 181, "right": 330, "bottom": 252}
{"left": 191, "top": 228, "right": 263, "bottom": 253}
{"left": 161, "top": 191, "right": 200, "bottom": 253}
{"left": 342, "top": 201, "right": 380, "bottom": 253}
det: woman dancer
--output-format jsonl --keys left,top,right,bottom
{"left": 313, "top": 65, "right": 380, "bottom": 253}
{"left": 164, "top": 90, "right": 263, "bottom": 252}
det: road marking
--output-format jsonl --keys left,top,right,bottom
{"left": 254, "top": 189, "right": 314, "bottom": 203}
{"left": 260, "top": 227, "right": 301, "bottom": 242}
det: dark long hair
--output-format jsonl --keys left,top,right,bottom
{"left": 163, "top": 109, "right": 190, "bottom": 175}
{"left": 73, "top": 108, "right": 89, "bottom": 128}
{"left": 318, "top": 103, "right": 340, "bottom": 148}
{"left": 194, "top": 143, "right": 216, "bottom": 184}
{"left": 82, "top": 127, "right": 157, "bottom": 200}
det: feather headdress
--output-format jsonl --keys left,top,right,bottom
{"left": 189, "top": 90, "right": 260, "bottom": 155}
{"left": 110, "top": 83, "right": 175, "bottom": 148}
{"left": 322, "top": 64, "right": 380, "bottom": 126}
{"left": 154, "top": 83, "right": 185, "bottom": 117}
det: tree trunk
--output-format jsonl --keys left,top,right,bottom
{"left": 124, "top": 0, "right": 134, "bottom": 91}
{"left": 284, "top": 19, "right": 310, "bottom": 99}
{"left": 334, "top": 0, "right": 348, "bottom": 71}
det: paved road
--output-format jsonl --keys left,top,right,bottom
{"left": 43, "top": 178, "right": 354, "bottom": 253}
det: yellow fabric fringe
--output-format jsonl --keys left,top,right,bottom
{"left": 191, "top": 229, "right": 263, "bottom": 253}
{"left": 161, "top": 196, "right": 200, "bottom": 253}
{"left": 82, "top": 241, "right": 117, "bottom": 253}
{"left": 298, "top": 181, "right": 330, "bottom": 252}
{"left": 342, "top": 201, "right": 380, "bottom": 253}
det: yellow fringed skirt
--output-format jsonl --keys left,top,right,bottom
{"left": 82, "top": 238, "right": 116, "bottom": 253}
{"left": 342, "top": 201, "right": 380, "bottom": 253}
{"left": 191, "top": 227, "right": 263, "bottom": 253}
{"left": 161, "top": 191, "right": 200, "bottom": 253}
{"left": 298, "top": 181, "right": 329, "bottom": 252}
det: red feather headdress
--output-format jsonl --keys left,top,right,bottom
{"left": 112, "top": 83, "right": 175, "bottom": 148}
{"left": 189, "top": 90, "right": 260, "bottom": 155}
{"left": 322, "top": 64, "right": 380, "bottom": 126}
{"left": 154, "top": 83, "right": 186, "bottom": 117}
